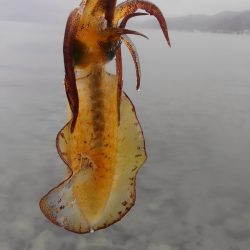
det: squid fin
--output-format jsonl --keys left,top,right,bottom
{"left": 95, "top": 92, "right": 147, "bottom": 228}
{"left": 39, "top": 169, "right": 91, "bottom": 233}
{"left": 40, "top": 93, "right": 146, "bottom": 233}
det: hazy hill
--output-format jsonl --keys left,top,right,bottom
{"left": 140, "top": 11, "right": 250, "bottom": 34}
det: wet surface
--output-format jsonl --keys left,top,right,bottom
{"left": 1, "top": 20, "right": 250, "bottom": 249}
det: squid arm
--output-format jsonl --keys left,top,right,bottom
{"left": 112, "top": 27, "right": 148, "bottom": 39}
{"left": 117, "top": 12, "right": 148, "bottom": 91}
{"left": 121, "top": 35, "right": 142, "bottom": 90}
{"left": 114, "top": 0, "right": 171, "bottom": 46}
{"left": 40, "top": 0, "right": 170, "bottom": 234}
{"left": 63, "top": 7, "right": 81, "bottom": 132}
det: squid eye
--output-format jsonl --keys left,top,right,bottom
{"left": 99, "top": 40, "right": 121, "bottom": 61}
{"left": 73, "top": 40, "right": 88, "bottom": 65}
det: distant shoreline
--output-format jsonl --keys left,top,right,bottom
{"left": 150, "top": 28, "right": 250, "bottom": 35}
{"left": 137, "top": 10, "right": 250, "bottom": 35}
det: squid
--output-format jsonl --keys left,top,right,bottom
{"left": 40, "top": 0, "right": 170, "bottom": 233}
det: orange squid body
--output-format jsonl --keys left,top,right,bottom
{"left": 40, "top": 67, "right": 146, "bottom": 233}
{"left": 40, "top": 0, "right": 170, "bottom": 234}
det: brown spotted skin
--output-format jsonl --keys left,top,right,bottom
{"left": 40, "top": 0, "right": 170, "bottom": 234}
{"left": 40, "top": 76, "right": 147, "bottom": 233}
{"left": 68, "top": 67, "right": 119, "bottom": 223}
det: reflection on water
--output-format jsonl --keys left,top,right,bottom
{"left": 1, "top": 21, "right": 250, "bottom": 250}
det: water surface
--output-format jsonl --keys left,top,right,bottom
{"left": 1, "top": 21, "right": 250, "bottom": 250}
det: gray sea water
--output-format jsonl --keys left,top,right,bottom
{"left": 1, "top": 20, "right": 250, "bottom": 250}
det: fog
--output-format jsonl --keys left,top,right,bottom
{"left": 1, "top": 8, "right": 250, "bottom": 250}
{"left": 1, "top": 0, "right": 250, "bottom": 23}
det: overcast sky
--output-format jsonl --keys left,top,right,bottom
{"left": 1, "top": 0, "right": 250, "bottom": 23}
{"left": 145, "top": 0, "right": 250, "bottom": 16}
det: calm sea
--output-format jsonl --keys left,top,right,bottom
{"left": 1, "top": 21, "right": 250, "bottom": 250}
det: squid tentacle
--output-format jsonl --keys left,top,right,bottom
{"left": 63, "top": 8, "right": 81, "bottom": 132}
{"left": 114, "top": 0, "right": 171, "bottom": 47}
{"left": 113, "top": 27, "right": 149, "bottom": 39}
{"left": 120, "top": 12, "right": 148, "bottom": 28}
{"left": 105, "top": 0, "right": 117, "bottom": 26}
{"left": 121, "top": 35, "right": 141, "bottom": 90}
{"left": 116, "top": 12, "right": 148, "bottom": 92}
{"left": 116, "top": 12, "right": 148, "bottom": 119}
{"left": 116, "top": 42, "right": 123, "bottom": 122}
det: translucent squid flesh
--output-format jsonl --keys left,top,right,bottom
{"left": 40, "top": 0, "right": 170, "bottom": 234}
